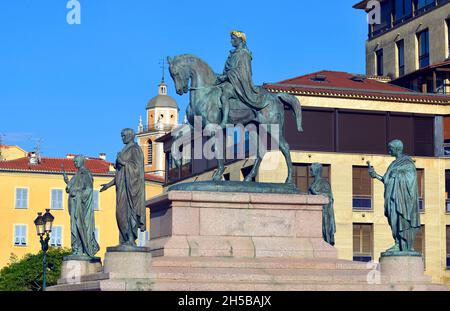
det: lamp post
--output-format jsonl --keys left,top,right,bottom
{"left": 34, "top": 209, "right": 54, "bottom": 291}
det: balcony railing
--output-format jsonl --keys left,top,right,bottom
{"left": 137, "top": 124, "right": 174, "bottom": 134}
{"left": 369, "top": 0, "right": 448, "bottom": 39}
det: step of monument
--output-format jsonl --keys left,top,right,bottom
{"left": 47, "top": 280, "right": 102, "bottom": 291}
{"left": 150, "top": 266, "right": 388, "bottom": 284}
{"left": 150, "top": 280, "right": 448, "bottom": 291}
{"left": 151, "top": 257, "right": 372, "bottom": 271}
{"left": 57, "top": 272, "right": 109, "bottom": 285}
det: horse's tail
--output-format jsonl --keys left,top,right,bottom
{"left": 277, "top": 92, "right": 303, "bottom": 132}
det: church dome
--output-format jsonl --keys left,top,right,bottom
{"left": 146, "top": 81, "right": 179, "bottom": 110}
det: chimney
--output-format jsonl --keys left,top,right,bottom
{"left": 28, "top": 152, "right": 38, "bottom": 165}
{"left": 99, "top": 153, "right": 107, "bottom": 160}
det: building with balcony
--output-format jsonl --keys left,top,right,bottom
{"left": 354, "top": 0, "right": 450, "bottom": 93}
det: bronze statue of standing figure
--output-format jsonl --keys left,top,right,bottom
{"left": 308, "top": 163, "right": 336, "bottom": 246}
{"left": 62, "top": 155, "right": 100, "bottom": 258}
{"left": 100, "top": 128, "right": 146, "bottom": 247}
{"left": 368, "top": 139, "right": 421, "bottom": 254}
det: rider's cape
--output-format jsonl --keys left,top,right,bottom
{"left": 224, "top": 46, "right": 267, "bottom": 110}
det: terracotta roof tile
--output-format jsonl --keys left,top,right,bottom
{"left": 264, "top": 70, "right": 450, "bottom": 104}
{"left": 0, "top": 157, "right": 113, "bottom": 175}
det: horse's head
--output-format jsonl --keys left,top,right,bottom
{"left": 168, "top": 56, "right": 190, "bottom": 95}
{"left": 168, "top": 54, "right": 216, "bottom": 96}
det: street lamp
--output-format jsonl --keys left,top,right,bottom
{"left": 34, "top": 209, "right": 54, "bottom": 291}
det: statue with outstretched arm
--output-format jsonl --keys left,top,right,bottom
{"left": 100, "top": 128, "right": 146, "bottom": 247}
{"left": 367, "top": 140, "right": 421, "bottom": 254}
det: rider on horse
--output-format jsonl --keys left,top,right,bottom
{"left": 215, "top": 30, "right": 267, "bottom": 128}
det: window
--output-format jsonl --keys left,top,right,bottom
{"left": 353, "top": 167, "right": 372, "bottom": 210}
{"left": 397, "top": 40, "right": 405, "bottom": 77}
{"left": 414, "top": 225, "right": 425, "bottom": 262}
{"left": 51, "top": 189, "right": 63, "bottom": 210}
{"left": 15, "top": 188, "right": 28, "bottom": 209}
{"left": 353, "top": 223, "right": 373, "bottom": 262}
{"left": 14, "top": 225, "right": 27, "bottom": 246}
{"left": 447, "top": 19, "right": 450, "bottom": 56}
{"left": 137, "top": 229, "right": 149, "bottom": 247}
{"left": 446, "top": 226, "right": 450, "bottom": 268}
{"left": 93, "top": 190, "right": 100, "bottom": 211}
{"left": 293, "top": 164, "right": 331, "bottom": 193}
{"left": 50, "top": 226, "right": 63, "bottom": 247}
{"left": 395, "top": 0, "right": 412, "bottom": 22}
{"left": 376, "top": 49, "right": 384, "bottom": 76}
{"left": 417, "top": 29, "right": 429, "bottom": 69}
{"left": 417, "top": 169, "right": 425, "bottom": 212}
{"left": 147, "top": 140, "right": 153, "bottom": 165}
{"left": 446, "top": 170, "right": 450, "bottom": 213}
{"left": 94, "top": 227, "right": 99, "bottom": 242}
{"left": 416, "top": 0, "right": 435, "bottom": 10}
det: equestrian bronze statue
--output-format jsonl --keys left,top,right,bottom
{"left": 168, "top": 30, "right": 303, "bottom": 184}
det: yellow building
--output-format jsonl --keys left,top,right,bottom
{"left": 159, "top": 70, "right": 450, "bottom": 286}
{"left": 0, "top": 152, "right": 164, "bottom": 268}
{"left": 0, "top": 145, "right": 27, "bottom": 161}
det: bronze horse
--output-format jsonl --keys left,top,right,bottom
{"left": 168, "top": 54, "right": 303, "bottom": 183}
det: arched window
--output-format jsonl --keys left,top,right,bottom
{"left": 147, "top": 140, "right": 153, "bottom": 165}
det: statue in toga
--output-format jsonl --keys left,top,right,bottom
{"left": 62, "top": 155, "right": 100, "bottom": 258}
{"left": 100, "top": 128, "right": 146, "bottom": 247}
{"left": 308, "top": 163, "right": 336, "bottom": 246}
{"left": 368, "top": 139, "right": 421, "bottom": 253}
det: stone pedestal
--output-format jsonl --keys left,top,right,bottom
{"left": 380, "top": 253, "right": 432, "bottom": 283}
{"left": 58, "top": 256, "right": 102, "bottom": 285}
{"left": 147, "top": 191, "right": 337, "bottom": 259}
{"left": 47, "top": 190, "right": 447, "bottom": 291}
{"left": 103, "top": 245, "right": 153, "bottom": 279}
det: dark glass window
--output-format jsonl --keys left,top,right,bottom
{"left": 417, "top": 169, "right": 425, "bottom": 212}
{"left": 447, "top": 19, "right": 450, "bottom": 56}
{"left": 376, "top": 49, "right": 384, "bottom": 76}
{"left": 353, "top": 167, "right": 373, "bottom": 210}
{"left": 416, "top": 0, "right": 435, "bottom": 10}
{"left": 445, "top": 171, "right": 450, "bottom": 213}
{"left": 293, "top": 164, "right": 330, "bottom": 193}
{"left": 284, "top": 109, "right": 334, "bottom": 152}
{"left": 446, "top": 226, "right": 450, "bottom": 268}
{"left": 338, "top": 112, "right": 386, "bottom": 154}
{"left": 397, "top": 40, "right": 405, "bottom": 77}
{"left": 417, "top": 29, "right": 430, "bottom": 69}
{"left": 353, "top": 223, "right": 373, "bottom": 262}
{"left": 147, "top": 140, "right": 153, "bottom": 165}
{"left": 395, "top": 0, "right": 412, "bottom": 22}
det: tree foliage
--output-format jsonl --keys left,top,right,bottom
{"left": 0, "top": 248, "right": 71, "bottom": 291}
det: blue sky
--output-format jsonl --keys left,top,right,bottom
{"left": 0, "top": 0, "right": 367, "bottom": 159}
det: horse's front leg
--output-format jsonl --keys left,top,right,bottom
{"left": 212, "top": 158, "right": 225, "bottom": 181}
{"left": 209, "top": 122, "right": 225, "bottom": 181}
